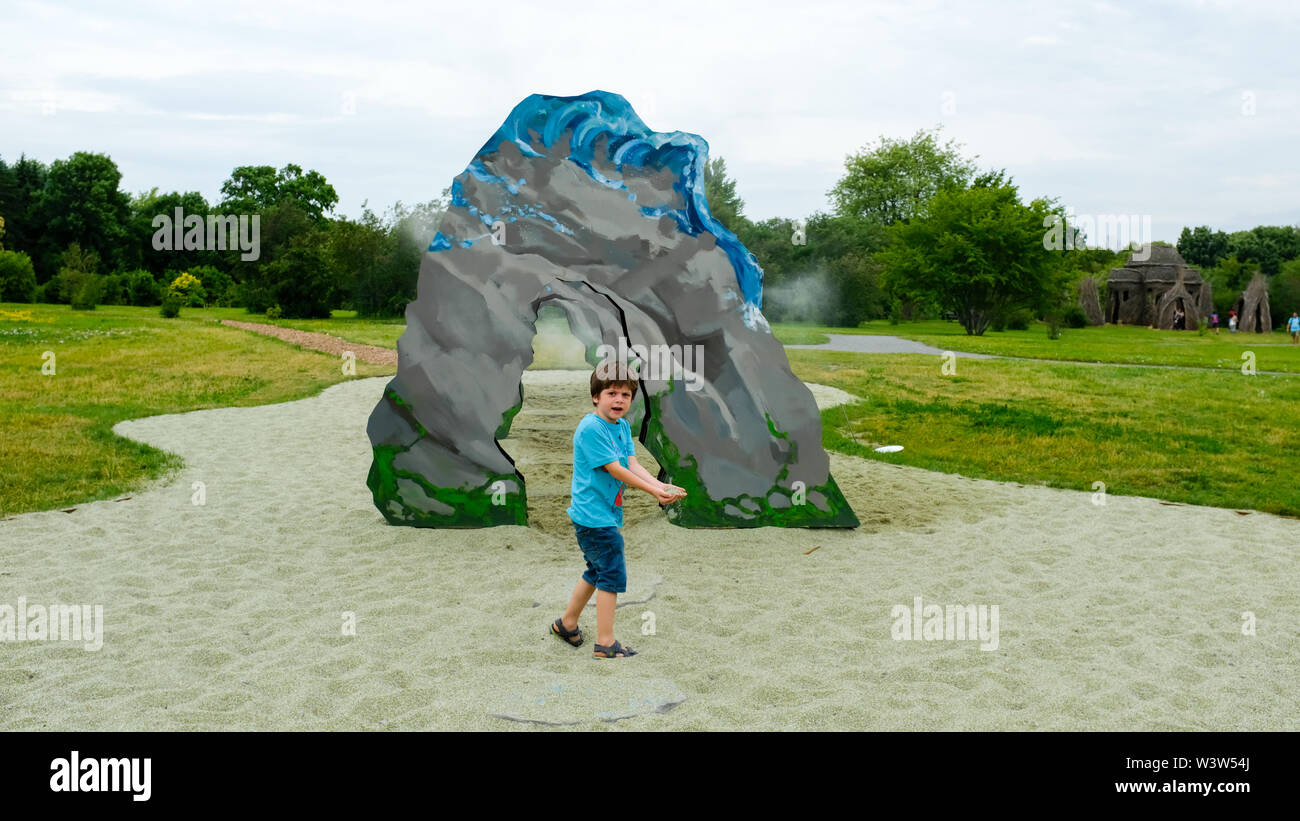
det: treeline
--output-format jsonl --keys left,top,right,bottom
{"left": 0, "top": 151, "right": 444, "bottom": 318}
{"left": 708, "top": 130, "right": 1300, "bottom": 333}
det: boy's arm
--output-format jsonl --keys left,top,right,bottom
{"left": 603, "top": 462, "right": 679, "bottom": 504}
{"left": 626, "top": 455, "right": 661, "bottom": 489}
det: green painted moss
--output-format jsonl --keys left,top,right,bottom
{"left": 641, "top": 384, "right": 859, "bottom": 529}
{"left": 368, "top": 389, "right": 528, "bottom": 528}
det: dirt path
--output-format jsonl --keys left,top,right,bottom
{"left": 220, "top": 319, "right": 397, "bottom": 365}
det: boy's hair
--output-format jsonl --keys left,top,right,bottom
{"left": 590, "top": 365, "right": 639, "bottom": 401}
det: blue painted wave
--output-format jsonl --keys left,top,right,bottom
{"left": 429, "top": 90, "right": 766, "bottom": 327}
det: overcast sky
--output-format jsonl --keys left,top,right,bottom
{"left": 3, "top": 0, "right": 1296, "bottom": 245}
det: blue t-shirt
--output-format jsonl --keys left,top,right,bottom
{"left": 1289, "top": 316, "right": 1300, "bottom": 333}
{"left": 567, "top": 413, "right": 635, "bottom": 528}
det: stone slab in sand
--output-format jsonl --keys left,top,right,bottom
{"left": 1, "top": 372, "right": 1297, "bottom": 730}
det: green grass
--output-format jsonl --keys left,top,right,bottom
{"left": 769, "top": 324, "right": 830, "bottom": 345}
{"left": 0, "top": 303, "right": 394, "bottom": 516}
{"left": 6, "top": 303, "right": 1300, "bottom": 519}
{"left": 786, "top": 348, "right": 1300, "bottom": 517}
{"left": 784, "top": 319, "right": 1300, "bottom": 373}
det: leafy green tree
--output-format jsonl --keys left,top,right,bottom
{"left": 1227, "top": 226, "right": 1300, "bottom": 275}
{"left": 332, "top": 196, "right": 447, "bottom": 318}
{"left": 0, "top": 250, "right": 37, "bottom": 302}
{"left": 230, "top": 201, "right": 319, "bottom": 313}
{"left": 266, "top": 237, "right": 334, "bottom": 318}
{"left": 703, "top": 156, "right": 747, "bottom": 236}
{"left": 219, "top": 163, "right": 338, "bottom": 223}
{"left": 0, "top": 155, "right": 47, "bottom": 262}
{"left": 829, "top": 127, "right": 980, "bottom": 226}
{"left": 127, "top": 188, "right": 214, "bottom": 275}
{"left": 1177, "top": 225, "right": 1230, "bottom": 269}
{"left": 1270, "top": 258, "right": 1300, "bottom": 329}
{"left": 36, "top": 152, "right": 131, "bottom": 278}
{"left": 878, "top": 181, "right": 1065, "bottom": 335}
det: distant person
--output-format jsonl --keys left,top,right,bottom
{"left": 1289, "top": 312, "right": 1300, "bottom": 345}
{"left": 1173, "top": 307, "right": 1185, "bottom": 331}
{"left": 1210, "top": 311, "right": 1220, "bottom": 334}
{"left": 1229, "top": 311, "right": 1238, "bottom": 333}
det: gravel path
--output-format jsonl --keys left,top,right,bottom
{"left": 220, "top": 319, "right": 397, "bottom": 365}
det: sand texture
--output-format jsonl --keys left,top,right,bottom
{"left": 1, "top": 371, "right": 1296, "bottom": 731}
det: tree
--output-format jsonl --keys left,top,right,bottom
{"left": 35, "top": 152, "right": 131, "bottom": 278}
{"left": 1177, "top": 225, "right": 1230, "bottom": 269}
{"left": 829, "top": 127, "right": 980, "bottom": 226}
{"left": 1226, "top": 225, "right": 1300, "bottom": 275}
{"left": 703, "top": 156, "right": 746, "bottom": 235}
{"left": 878, "top": 181, "right": 1066, "bottom": 336}
{"left": 1270, "top": 258, "right": 1300, "bottom": 329}
{"left": 127, "top": 188, "right": 214, "bottom": 275}
{"left": 0, "top": 250, "right": 37, "bottom": 302}
{"left": 219, "top": 163, "right": 339, "bottom": 223}
{"left": 0, "top": 155, "right": 47, "bottom": 263}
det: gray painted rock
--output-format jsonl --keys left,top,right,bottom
{"left": 366, "top": 91, "right": 858, "bottom": 529}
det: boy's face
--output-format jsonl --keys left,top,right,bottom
{"left": 593, "top": 385, "right": 633, "bottom": 423}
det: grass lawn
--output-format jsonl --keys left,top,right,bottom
{"left": 787, "top": 319, "right": 1300, "bottom": 373}
{"left": 0, "top": 303, "right": 394, "bottom": 516}
{"left": 5, "top": 303, "right": 1299, "bottom": 518}
{"left": 787, "top": 348, "right": 1300, "bottom": 517}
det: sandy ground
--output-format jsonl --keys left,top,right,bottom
{"left": 2, "top": 370, "right": 1297, "bottom": 731}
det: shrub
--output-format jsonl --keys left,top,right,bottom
{"left": 125, "top": 269, "right": 160, "bottom": 306}
{"left": 266, "top": 303, "right": 283, "bottom": 319}
{"left": 58, "top": 269, "right": 104, "bottom": 310}
{"left": 1006, "top": 310, "right": 1032, "bottom": 331}
{"left": 189, "top": 265, "right": 234, "bottom": 306}
{"left": 0, "top": 250, "right": 38, "bottom": 303}
{"left": 168, "top": 271, "right": 206, "bottom": 307}
{"left": 160, "top": 293, "right": 183, "bottom": 318}
{"left": 1064, "top": 306, "right": 1088, "bottom": 328}
{"left": 100, "top": 273, "right": 129, "bottom": 306}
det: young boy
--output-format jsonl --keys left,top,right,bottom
{"left": 550, "top": 368, "right": 685, "bottom": 658}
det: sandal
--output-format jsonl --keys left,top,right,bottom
{"left": 593, "top": 640, "right": 638, "bottom": 659}
{"left": 550, "top": 618, "right": 583, "bottom": 647}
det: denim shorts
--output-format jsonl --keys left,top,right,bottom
{"left": 573, "top": 523, "right": 627, "bottom": 594}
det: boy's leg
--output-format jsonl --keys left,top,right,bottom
{"left": 596, "top": 589, "right": 618, "bottom": 648}
{"left": 561, "top": 579, "right": 596, "bottom": 631}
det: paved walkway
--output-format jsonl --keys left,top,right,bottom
{"left": 786, "top": 333, "right": 1295, "bottom": 375}
{"left": 785, "top": 334, "right": 994, "bottom": 358}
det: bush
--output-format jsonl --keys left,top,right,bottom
{"left": 168, "top": 271, "right": 206, "bottom": 307}
{"left": 58, "top": 269, "right": 104, "bottom": 310}
{"left": 0, "top": 250, "right": 38, "bottom": 302}
{"left": 189, "top": 265, "right": 234, "bottom": 307}
{"left": 124, "top": 269, "right": 160, "bottom": 306}
{"left": 266, "top": 304, "right": 282, "bottom": 319}
{"left": 1064, "top": 306, "right": 1088, "bottom": 328}
{"left": 100, "top": 273, "right": 129, "bottom": 306}
{"left": 1006, "top": 310, "right": 1032, "bottom": 331}
{"left": 160, "top": 294, "right": 183, "bottom": 318}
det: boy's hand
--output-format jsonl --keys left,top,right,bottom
{"left": 654, "top": 483, "right": 687, "bottom": 504}
{"left": 652, "top": 487, "right": 681, "bottom": 505}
